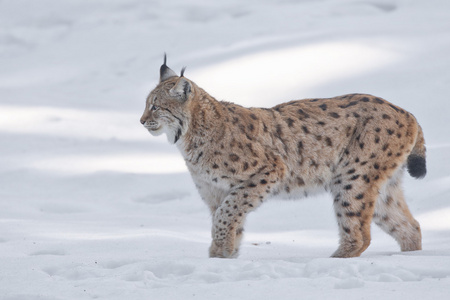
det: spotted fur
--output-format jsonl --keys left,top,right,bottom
{"left": 140, "top": 57, "right": 426, "bottom": 258}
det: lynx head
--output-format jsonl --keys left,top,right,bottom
{"left": 140, "top": 55, "right": 192, "bottom": 144}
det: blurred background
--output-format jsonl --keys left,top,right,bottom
{"left": 1, "top": 0, "right": 449, "bottom": 175}
{"left": 1, "top": 1, "right": 450, "bottom": 299}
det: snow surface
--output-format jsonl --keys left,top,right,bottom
{"left": 1, "top": 0, "right": 450, "bottom": 299}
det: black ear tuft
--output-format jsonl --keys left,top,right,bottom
{"left": 160, "top": 55, "right": 168, "bottom": 78}
{"left": 159, "top": 53, "right": 177, "bottom": 82}
{"left": 180, "top": 66, "right": 187, "bottom": 77}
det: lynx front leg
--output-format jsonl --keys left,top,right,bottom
{"left": 209, "top": 195, "right": 256, "bottom": 258}
{"left": 209, "top": 182, "right": 270, "bottom": 258}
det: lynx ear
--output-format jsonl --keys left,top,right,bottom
{"left": 160, "top": 54, "right": 177, "bottom": 82}
{"left": 169, "top": 77, "right": 191, "bottom": 102}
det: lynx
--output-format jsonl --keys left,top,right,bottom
{"left": 140, "top": 55, "right": 426, "bottom": 258}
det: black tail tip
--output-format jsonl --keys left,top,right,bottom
{"left": 407, "top": 154, "right": 427, "bottom": 179}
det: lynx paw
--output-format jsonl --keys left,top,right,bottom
{"left": 209, "top": 240, "right": 239, "bottom": 258}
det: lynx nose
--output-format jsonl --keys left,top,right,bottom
{"left": 140, "top": 118, "right": 146, "bottom": 125}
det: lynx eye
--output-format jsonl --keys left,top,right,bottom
{"left": 151, "top": 105, "right": 159, "bottom": 111}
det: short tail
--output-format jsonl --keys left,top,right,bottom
{"left": 407, "top": 125, "right": 427, "bottom": 179}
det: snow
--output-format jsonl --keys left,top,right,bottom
{"left": 1, "top": 0, "right": 450, "bottom": 299}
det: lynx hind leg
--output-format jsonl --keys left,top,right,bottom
{"left": 332, "top": 181, "right": 378, "bottom": 258}
{"left": 373, "top": 169, "right": 422, "bottom": 252}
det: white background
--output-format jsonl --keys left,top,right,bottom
{"left": 1, "top": 0, "right": 450, "bottom": 299}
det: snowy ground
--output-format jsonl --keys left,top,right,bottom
{"left": 1, "top": 0, "right": 450, "bottom": 299}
